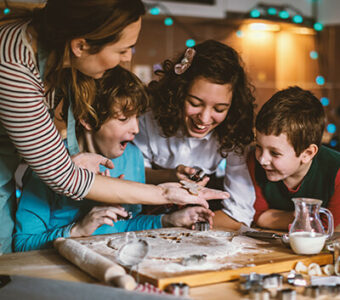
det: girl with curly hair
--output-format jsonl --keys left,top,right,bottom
{"left": 134, "top": 40, "right": 256, "bottom": 229}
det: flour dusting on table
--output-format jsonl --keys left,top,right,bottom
{"left": 77, "top": 228, "right": 272, "bottom": 274}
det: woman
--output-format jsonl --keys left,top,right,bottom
{"left": 0, "top": 1, "right": 227, "bottom": 253}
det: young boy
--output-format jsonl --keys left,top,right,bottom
{"left": 14, "top": 66, "right": 214, "bottom": 252}
{"left": 248, "top": 86, "right": 340, "bottom": 231}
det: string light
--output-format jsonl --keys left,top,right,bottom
{"left": 149, "top": 7, "right": 160, "bottom": 16}
{"left": 278, "top": 10, "right": 290, "bottom": 19}
{"left": 186, "top": 39, "right": 196, "bottom": 47}
{"left": 316, "top": 75, "right": 325, "bottom": 86}
{"left": 310, "top": 51, "right": 318, "bottom": 59}
{"left": 236, "top": 30, "right": 244, "bottom": 38}
{"left": 292, "top": 15, "right": 303, "bottom": 24}
{"left": 267, "top": 7, "right": 277, "bottom": 16}
{"left": 320, "top": 97, "right": 329, "bottom": 106}
{"left": 250, "top": 9, "right": 261, "bottom": 18}
{"left": 314, "top": 22, "right": 323, "bottom": 31}
{"left": 327, "top": 124, "right": 337, "bottom": 134}
{"left": 330, "top": 139, "right": 338, "bottom": 147}
{"left": 164, "top": 17, "right": 173, "bottom": 26}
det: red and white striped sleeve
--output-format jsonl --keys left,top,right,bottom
{"left": 0, "top": 22, "right": 94, "bottom": 200}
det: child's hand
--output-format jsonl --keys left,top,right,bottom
{"left": 162, "top": 206, "right": 215, "bottom": 228}
{"left": 70, "top": 205, "right": 127, "bottom": 237}
{"left": 175, "top": 164, "right": 209, "bottom": 186}
{"left": 71, "top": 152, "right": 114, "bottom": 175}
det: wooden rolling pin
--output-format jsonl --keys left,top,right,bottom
{"left": 54, "top": 238, "right": 136, "bottom": 290}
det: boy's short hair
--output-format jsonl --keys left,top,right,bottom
{"left": 84, "top": 65, "right": 148, "bottom": 131}
{"left": 256, "top": 86, "right": 325, "bottom": 156}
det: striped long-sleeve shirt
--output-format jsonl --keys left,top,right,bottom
{"left": 0, "top": 21, "right": 94, "bottom": 200}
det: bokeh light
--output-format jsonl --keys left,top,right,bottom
{"left": 164, "top": 17, "right": 173, "bottom": 26}
{"left": 292, "top": 15, "right": 303, "bottom": 24}
{"left": 279, "top": 10, "right": 290, "bottom": 19}
{"left": 310, "top": 51, "right": 318, "bottom": 59}
{"left": 186, "top": 39, "right": 196, "bottom": 47}
{"left": 316, "top": 75, "right": 325, "bottom": 86}
{"left": 267, "top": 8, "right": 277, "bottom": 16}
{"left": 327, "top": 123, "right": 337, "bottom": 134}
{"left": 236, "top": 30, "right": 244, "bottom": 38}
{"left": 320, "top": 97, "right": 329, "bottom": 106}
{"left": 314, "top": 22, "right": 324, "bottom": 31}
{"left": 4, "top": 8, "right": 10, "bottom": 15}
{"left": 149, "top": 7, "right": 160, "bottom": 15}
{"left": 330, "top": 139, "right": 338, "bottom": 147}
{"left": 250, "top": 9, "right": 261, "bottom": 18}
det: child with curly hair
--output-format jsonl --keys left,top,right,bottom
{"left": 134, "top": 40, "right": 256, "bottom": 229}
{"left": 14, "top": 66, "right": 214, "bottom": 251}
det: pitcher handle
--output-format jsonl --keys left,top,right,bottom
{"left": 319, "top": 207, "right": 334, "bottom": 239}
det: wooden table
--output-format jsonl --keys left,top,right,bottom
{"left": 0, "top": 246, "right": 334, "bottom": 300}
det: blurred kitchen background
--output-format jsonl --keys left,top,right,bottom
{"left": 1, "top": 0, "right": 340, "bottom": 148}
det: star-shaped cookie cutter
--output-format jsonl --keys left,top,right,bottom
{"left": 180, "top": 180, "right": 202, "bottom": 195}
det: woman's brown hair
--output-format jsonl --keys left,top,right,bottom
{"left": 3, "top": 0, "right": 145, "bottom": 123}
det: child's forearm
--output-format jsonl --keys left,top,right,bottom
{"left": 13, "top": 224, "right": 73, "bottom": 252}
{"left": 212, "top": 210, "right": 242, "bottom": 231}
{"left": 145, "top": 167, "right": 178, "bottom": 184}
{"left": 256, "top": 209, "right": 294, "bottom": 230}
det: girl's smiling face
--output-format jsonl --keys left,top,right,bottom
{"left": 184, "top": 77, "right": 232, "bottom": 138}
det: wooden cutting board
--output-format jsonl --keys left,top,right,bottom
{"left": 73, "top": 228, "right": 332, "bottom": 289}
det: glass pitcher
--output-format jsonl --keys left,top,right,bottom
{"left": 289, "top": 198, "right": 334, "bottom": 255}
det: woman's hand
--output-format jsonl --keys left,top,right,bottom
{"left": 162, "top": 206, "right": 215, "bottom": 228}
{"left": 158, "top": 182, "right": 229, "bottom": 208}
{"left": 71, "top": 152, "right": 114, "bottom": 176}
{"left": 70, "top": 205, "right": 127, "bottom": 237}
{"left": 175, "top": 164, "right": 209, "bottom": 186}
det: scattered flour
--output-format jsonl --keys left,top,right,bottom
{"left": 78, "top": 228, "right": 272, "bottom": 274}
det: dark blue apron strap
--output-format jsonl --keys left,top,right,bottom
{"left": 67, "top": 102, "right": 80, "bottom": 156}
{"left": 37, "top": 41, "right": 47, "bottom": 80}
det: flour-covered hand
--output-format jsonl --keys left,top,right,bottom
{"left": 158, "top": 182, "right": 230, "bottom": 208}
{"left": 162, "top": 206, "right": 214, "bottom": 228}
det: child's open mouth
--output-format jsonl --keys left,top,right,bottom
{"left": 120, "top": 141, "right": 128, "bottom": 148}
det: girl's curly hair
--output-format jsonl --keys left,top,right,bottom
{"left": 149, "top": 40, "right": 255, "bottom": 156}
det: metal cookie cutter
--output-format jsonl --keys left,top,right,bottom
{"left": 262, "top": 273, "right": 283, "bottom": 289}
{"left": 181, "top": 254, "right": 207, "bottom": 266}
{"left": 239, "top": 273, "right": 263, "bottom": 292}
{"left": 117, "top": 211, "right": 133, "bottom": 221}
{"left": 193, "top": 221, "right": 210, "bottom": 231}
{"left": 164, "top": 282, "right": 190, "bottom": 297}
{"left": 249, "top": 286, "right": 270, "bottom": 300}
{"left": 286, "top": 271, "right": 307, "bottom": 287}
{"left": 189, "top": 167, "right": 207, "bottom": 182}
{"left": 277, "top": 288, "right": 296, "bottom": 300}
